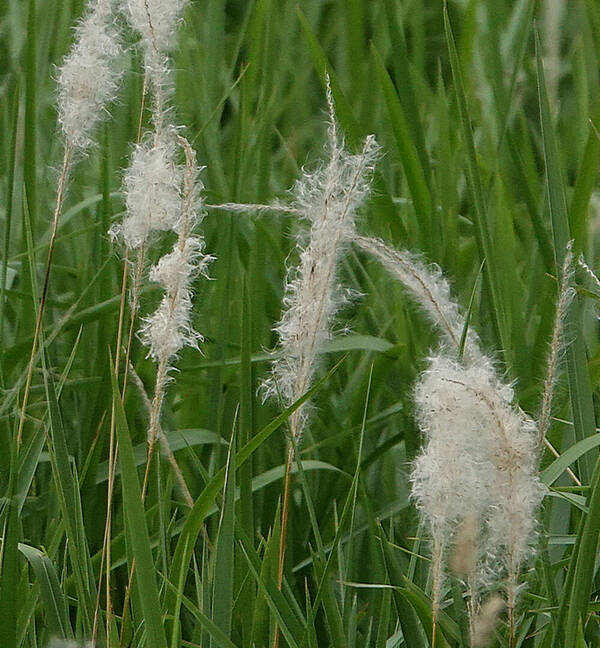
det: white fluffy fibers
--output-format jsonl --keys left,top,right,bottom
{"left": 140, "top": 236, "right": 209, "bottom": 363}
{"left": 139, "top": 136, "right": 212, "bottom": 366}
{"left": 122, "top": 0, "right": 187, "bottom": 56}
{"left": 57, "top": 0, "right": 122, "bottom": 150}
{"left": 116, "top": 134, "right": 183, "bottom": 249}
{"left": 353, "top": 236, "right": 483, "bottom": 364}
{"left": 411, "top": 355, "right": 497, "bottom": 538}
{"left": 264, "top": 102, "right": 379, "bottom": 441}
{"left": 412, "top": 354, "right": 543, "bottom": 596}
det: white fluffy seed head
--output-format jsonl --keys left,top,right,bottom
{"left": 57, "top": 0, "right": 123, "bottom": 150}
{"left": 263, "top": 108, "right": 379, "bottom": 440}
{"left": 123, "top": 0, "right": 187, "bottom": 56}
{"left": 140, "top": 235, "right": 212, "bottom": 364}
{"left": 411, "top": 355, "right": 498, "bottom": 536}
{"left": 411, "top": 354, "right": 544, "bottom": 588}
{"left": 139, "top": 138, "right": 212, "bottom": 366}
{"left": 471, "top": 595, "right": 505, "bottom": 648}
{"left": 115, "top": 133, "right": 183, "bottom": 249}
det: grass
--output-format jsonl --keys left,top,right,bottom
{"left": 1, "top": 0, "right": 600, "bottom": 646}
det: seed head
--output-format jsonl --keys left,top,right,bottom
{"left": 115, "top": 133, "right": 183, "bottom": 249}
{"left": 264, "top": 91, "right": 379, "bottom": 441}
{"left": 122, "top": 0, "right": 188, "bottom": 56}
{"left": 471, "top": 596, "right": 505, "bottom": 648}
{"left": 57, "top": 0, "right": 123, "bottom": 150}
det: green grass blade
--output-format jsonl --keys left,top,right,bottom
{"left": 536, "top": 31, "right": 597, "bottom": 484}
{"left": 110, "top": 361, "right": 168, "bottom": 648}
{"left": 238, "top": 529, "right": 305, "bottom": 648}
{"left": 18, "top": 543, "right": 73, "bottom": 640}
{"left": 443, "top": 4, "right": 510, "bottom": 366}
{"left": 42, "top": 354, "right": 98, "bottom": 638}
{"left": 210, "top": 433, "right": 236, "bottom": 645}
{"left": 570, "top": 110, "right": 600, "bottom": 254}
{"left": 372, "top": 44, "right": 434, "bottom": 255}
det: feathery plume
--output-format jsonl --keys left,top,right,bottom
{"left": 58, "top": 0, "right": 122, "bottom": 150}
{"left": 140, "top": 235, "right": 209, "bottom": 362}
{"left": 411, "top": 351, "right": 543, "bottom": 642}
{"left": 537, "top": 241, "right": 575, "bottom": 444}
{"left": 114, "top": 131, "right": 183, "bottom": 249}
{"left": 121, "top": 0, "right": 188, "bottom": 130}
{"left": 123, "top": 0, "right": 187, "bottom": 57}
{"left": 140, "top": 136, "right": 212, "bottom": 480}
{"left": 353, "top": 236, "right": 483, "bottom": 364}
{"left": 411, "top": 354, "right": 496, "bottom": 632}
{"left": 412, "top": 356, "right": 497, "bottom": 536}
{"left": 471, "top": 596, "right": 505, "bottom": 648}
{"left": 264, "top": 91, "right": 379, "bottom": 442}
{"left": 141, "top": 136, "right": 210, "bottom": 370}
{"left": 359, "top": 236, "right": 543, "bottom": 638}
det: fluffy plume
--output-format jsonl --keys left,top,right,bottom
{"left": 114, "top": 133, "right": 183, "bottom": 249}
{"left": 358, "top": 236, "right": 545, "bottom": 636}
{"left": 471, "top": 596, "right": 505, "bottom": 648}
{"left": 121, "top": 0, "right": 188, "bottom": 123}
{"left": 538, "top": 241, "right": 575, "bottom": 444}
{"left": 57, "top": 0, "right": 122, "bottom": 150}
{"left": 122, "top": 0, "right": 187, "bottom": 57}
{"left": 138, "top": 136, "right": 212, "bottom": 484}
{"left": 113, "top": 0, "right": 190, "bottom": 252}
{"left": 353, "top": 236, "right": 483, "bottom": 364}
{"left": 414, "top": 356, "right": 543, "bottom": 550}
{"left": 264, "top": 90, "right": 379, "bottom": 441}
{"left": 140, "top": 235, "right": 209, "bottom": 362}
{"left": 140, "top": 137, "right": 211, "bottom": 366}
{"left": 411, "top": 352, "right": 543, "bottom": 636}
{"left": 411, "top": 356, "right": 497, "bottom": 540}
{"left": 449, "top": 514, "right": 479, "bottom": 579}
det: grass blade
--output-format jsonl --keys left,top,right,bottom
{"left": 110, "top": 360, "right": 168, "bottom": 648}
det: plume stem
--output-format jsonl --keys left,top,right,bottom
{"left": 16, "top": 143, "right": 72, "bottom": 448}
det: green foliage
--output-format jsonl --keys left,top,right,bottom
{"left": 1, "top": 0, "right": 599, "bottom": 646}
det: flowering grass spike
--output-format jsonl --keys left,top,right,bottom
{"left": 58, "top": 0, "right": 122, "bottom": 151}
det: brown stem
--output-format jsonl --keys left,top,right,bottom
{"left": 17, "top": 143, "right": 72, "bottom": 448}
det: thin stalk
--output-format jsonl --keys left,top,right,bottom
{"left": 431, "top": 538, "right": 444, "bottom": 648}
{"left": 16, "top": 143, "right": 72, "bottom": 448}
{"left": 92, "top": 248, "right": 129, "bottom": 646}
{"left": 467, "top": 577, "right": 477, "bottom": 646}
{"left": 141, "top": 360, "right": 168, "bottom": 499}
{"left": 277, "top": 443, "right": 295, "bottom": 590}
{"left": 94, "top": 72, "right": 149, "bottom": 646}
{"left": 128, "top": 361, "right": 193, "bottom": 505}
{"left": 506, "top": 562, "right": 518, "bottom": 648}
